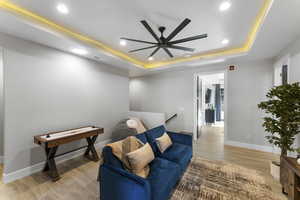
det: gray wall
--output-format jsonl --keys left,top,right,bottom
{"left": 130, "top": 71, "right": 194, "bottom": 132}
{"left": 0, "top": 47, "right": 3, "bottom": 157}
{"left": 278, "top": 37, "right": 300, "bottom": 83}
{"left": 226, "top": 60, "right": 273, "bottom": 146}
{"left": 276, "top": 37, "right": 300, "bottom": 147}
{"left": 0, "top": 33, "right": 129, "bottom": 174}
{"left": 130, "top": 59, "right": 273, "bottom": 147}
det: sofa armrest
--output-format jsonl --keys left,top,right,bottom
{"left": 167, "top": 131, "right": 193, "bottom": 147}
{"left": 100, "top": 164, "right": 151, "bottom": 200}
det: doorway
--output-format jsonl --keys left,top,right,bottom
{"left": 0, "top": 47, "right": 3, "bottom": 183}
{"left": 194, "top": 72, "right": 226, "bottom": 141}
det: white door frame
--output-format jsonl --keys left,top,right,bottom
{"left": 0, "top": 47, "right": 3, "bottom": 167}
{"left": 193, "top": 69, "right": 228, "bottom": 141}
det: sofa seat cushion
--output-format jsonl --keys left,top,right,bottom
{"left": 147, "top": 158, "right": 181, "bottom": 200}
{"left": 160, "top": 143, "right": 192, "bottom": 171}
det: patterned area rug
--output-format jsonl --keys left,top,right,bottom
{"left": 171, "top": 157, "right": 284, "bottom": 200}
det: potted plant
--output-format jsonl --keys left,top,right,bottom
{"left": 258, "top": 82, "right": 300, "bottom": 181}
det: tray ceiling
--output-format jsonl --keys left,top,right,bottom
{"left": 0, "top": 0, "right": 272, "bottom": 69}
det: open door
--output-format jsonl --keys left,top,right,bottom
{"left": 196, "top": 76, "right": 200, "bottom": 139}
{"left": 0, "top": 47, "right": 3, "bottom": 182}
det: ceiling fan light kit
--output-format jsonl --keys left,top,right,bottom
{"left": 121, "top": 18, "right": 208, "bottom": 59}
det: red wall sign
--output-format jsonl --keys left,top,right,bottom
{"left": 229, "top": 65, "right": 235, "bottom": 71}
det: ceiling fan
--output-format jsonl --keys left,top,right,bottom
{"left": 120, "top": 18, "right": 208, "bottom": 59}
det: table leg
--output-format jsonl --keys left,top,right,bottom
{"left": 43, "top": 147, "right": 50, "bottom": 172}
{"left": 84, "top": 135, "right": 99, "bottom": 161}
{"left": 43, "top": 146, "right": 60, "bottom": 181}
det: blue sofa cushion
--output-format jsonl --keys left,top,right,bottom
{"left": 135, "top": 133, "right": 148, "bottom": 144}
{"left": 145, "top": 125, "right": 166, "bottom": 155}
{"left": 100, "top": 164, "right": 151, "bottom": 200}
{"left": 147, "top": 158, "right": 181, "bottom": 200}
{"left": 160, "top": 143, "right": 192, "bottom": 171}
{"left": 167, "top": 131, "right": 193, "bottom": 147}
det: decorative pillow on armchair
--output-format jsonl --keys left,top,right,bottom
{"left": 156, "top": 133, "right": 173, "bottom": 153}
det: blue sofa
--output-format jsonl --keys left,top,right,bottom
{"left": 99, "top": 125, "right": 193, "bottom": 200}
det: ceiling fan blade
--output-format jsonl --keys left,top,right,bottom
{"left": 163, "top": 48, "right": 174, "bottom": 58}
{"left": 167, "top": 45, "right": 195, "bottom": 52}
{"left": 169, "top": 34, "right": 208, "bottom": 44}
{"left": 121, "top": 37, "right": 157, "bottom": 45}
{"left": 150, "top": 47, "right": 160, "bottom": 57}
{"left": 129, "top": 45, "right": 157, "bottom": 53}
{"left": 166, "top": 18, "right": 191, "bottom": 42}
{"left": 140, "top": 20, "right": 161, "bottom": 42}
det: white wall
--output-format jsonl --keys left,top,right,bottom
{"left": 0, "top": 33, "right": 129, "bottom": 176}
{"left": 130, "top": 59, "right": 274, "bottom": 148}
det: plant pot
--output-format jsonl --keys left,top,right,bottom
{"left": 270, "top": 161, "right": 280, "bottom": 181}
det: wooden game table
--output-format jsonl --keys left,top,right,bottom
{"left": 34, "top": 126, "right": 104, "bottom": 181}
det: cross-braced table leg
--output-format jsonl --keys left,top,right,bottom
{"left": 84, "top": 135, "right": 99, "bottom": 161}
{"left": 43, "top": 146, "right": 60, "bottom": 181}
{"left": 43, "top": 147, "right": 50, "bottom": 172}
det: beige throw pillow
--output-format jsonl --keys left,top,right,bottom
{"left": 106, "top": 136, "right": 144, "bottom": 170}
{"left": 126, "top": 143, "right": 155, "bottom": 178}
{"left": 156, "top": 133, "right": 173, "bottom": 153}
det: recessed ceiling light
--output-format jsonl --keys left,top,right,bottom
{"left": 148, "top": 56, "right": 154, "bottom": 61}
{"left": 222, "top": 39, "right": 229, "bottom": 45}
{"left": 71, "top": 48, "right": 88, "bottom": 55}
{"left": 219, "top": 1, "right": 231, "bottom": 11}
{"left": 56, "top": 3, "right": 69, "bottom": 14}
{"left": 120, "top": 39, "right": 127, "bottom": 46}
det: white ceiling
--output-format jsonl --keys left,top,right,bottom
{"left": 0, "top": 0, "right": 300, "bottom": 76}
{"left": 1, "top": 0, "right": 262, "bottom": 62}
{"left": 129, "top": 0, "right": 300, "bottom": 76}
{"left": 245, "top": 0, "right": 300, "bottom": 60}
{"left": 0, "top": 10, "right": 138, "bottom": 71}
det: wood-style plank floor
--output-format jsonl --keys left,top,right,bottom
{"left": 0, "top": 126, "right": 286, "bottom": 200}
{"left": 194, "top": 126, "right": 286, "bottom": 199}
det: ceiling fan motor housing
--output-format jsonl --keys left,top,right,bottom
{"left": 159, "top": 26, "right": 166, "bottom": 42}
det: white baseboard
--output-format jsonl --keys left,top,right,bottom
{"left": 2, "top": 139, "right": 111, "bottom": 184}
{"left": 224, "top": 140, "right": 281, "bottom": 154}
{"left": 0, "top": 156, "right": 3, "bottom": 164}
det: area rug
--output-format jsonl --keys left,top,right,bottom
{"left": 170, "top": 157, "right": 284, "bottom": 200}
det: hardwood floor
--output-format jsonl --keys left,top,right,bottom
{"left": 0, "top": 126, "right": 286, "bottom": 200}
{"left": 194, "top": 126, "right": 286, "bottom": 199}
